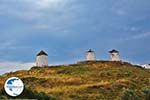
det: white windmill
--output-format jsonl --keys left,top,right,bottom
{"left": 36, "top": 50, "right": 48, "bottom": 67}
{"left": 109, "top": 49, "right": 120, "bottom": 61}
{"left": 86, "top": 49, "right": 96, "bottom": 61}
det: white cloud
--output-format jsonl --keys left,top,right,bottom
{"left": 0, "top": 41, "right": 13, "bottom": 49}
{"left": 0, "top": 61, "right": 35, "bottom": 75}
{"left": 116, "top": 9, "right": 126, "bottom": 16}
{"left": 0, "top": 0, "right": 72, "bottom": 20}
{"left": 0, "top": 40, "right": 33, "bottom": 51}
{"left": 126, "top": 32, "right": 150, "bottom": 40}
{"left": 130, "top": 27, "right": 138, "bottom": 31}
{"left": 33, "top": 0, "right": 67, "bottom": 9}
{"left": 0, "top": 0, "right": 78, "bottom": 37}
{"left": 118, "top": 32, "right": 150, "bottom": 42}
{"left": 32, "top": 24, "right": 49, "bottom": 30}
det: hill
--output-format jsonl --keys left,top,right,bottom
{"left": 0, "top": 61, "right": 150, "bottom": 100}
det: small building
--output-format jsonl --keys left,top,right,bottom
{"left": 86, "top": 49, "right": 96, "bottom": 61}
{"left": 141, "top": 64, "right": 150, "bottom": 69}
{"left": 109, "top": 49, "right": 120, "bottom": 61}
{"left": 36, "top": 50, "right": 48, "bottom": 67}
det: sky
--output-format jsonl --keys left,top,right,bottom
{"left": 0, "top": 0, "right": 150, "bottom": 74}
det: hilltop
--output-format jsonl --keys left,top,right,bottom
{"left": 0, "top": 61, "right": 150, "bottom": 100}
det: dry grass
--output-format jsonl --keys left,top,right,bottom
{"left": 0, "top": 61, "right": 150, "bottom": 99}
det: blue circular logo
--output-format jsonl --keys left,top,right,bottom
{"left": 4, "top": 77, "right": 24, "bottom": 97}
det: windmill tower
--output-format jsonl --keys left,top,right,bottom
{"left": 109, "top": 49, "right": 120, "bottom": 61}
{"left": 36, "top": 50, "right": 48, "bottom": 67}
{"left": 86, "top": 49, "right": 96, "bottom": 61}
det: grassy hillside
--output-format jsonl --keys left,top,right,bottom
{"left": 0, "top": 61, "right": 150, "bottom": 100}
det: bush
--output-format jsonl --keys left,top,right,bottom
{"left": 143, "top": 89, "right": 150, "bottom": 100}
{"left": 121, "top": 89, "right": 139, "bottom": 100}
{"left": 0, "top": 87, "right": 56, "bottom": 100}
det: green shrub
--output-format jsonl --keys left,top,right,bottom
{"left": 121, "top": 89, "right": 139, "bottom": 100}
{"left": 143, "top": 89, "right": 150, "bottom": 100}
{"left": 0, "top": 87, "right": 56, "bottom": 100}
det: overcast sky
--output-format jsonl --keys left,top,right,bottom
{"left": 0, "top": 0, "right": 150, "bottom": 74}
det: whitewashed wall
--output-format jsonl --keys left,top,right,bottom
{"left": 110, "top": 52, "right": 120, "bottom": 61}
{"left": 86, "top": 52, "right": 96, "bottom": 61}
{"left": 141, "top": 64, "right": 150, "bottom": 69}
{"left": 36, "top": 55, "right": 48, "bottom": 67}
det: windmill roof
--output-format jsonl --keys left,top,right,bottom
{"left": 87, "top": 49, "right": 94, "bottom": 52}
{"left": 37, "top": 50, "right": 48, "bottom": 56}
{"left": 109, "top": 49, "right": 119, "bottom": 53}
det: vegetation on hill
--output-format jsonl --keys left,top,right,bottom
{"left": 0, "top": 61, "right": 150, "bottom": 100}
{"left": 0, "top": 87, "right": 56, "bottom": 100}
